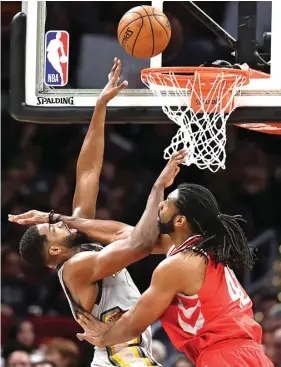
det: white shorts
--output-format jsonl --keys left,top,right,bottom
{"left": 91, "top": 328, "right": 161, "bottom": 366}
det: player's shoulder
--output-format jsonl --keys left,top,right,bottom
{"left": 152, "top": 254, "right": 189, "bottom": 278}
{"left": 64, "top": 250, "right": 98, "bottom": 268}
{"left": 170, "top": 248, "right": 206, "bottom": 266}
{"left": 150, "top": 257, "right": 182, "bottom": 292}
{"left": 154, "top": 251, "right": 206, "bottom": 278}
{"left": 152, "top": 251, "right": 207, "bottom": 295}
{"left": 63, "top": 251, "right": 98, "bottom": 281}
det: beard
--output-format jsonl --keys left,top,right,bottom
{"left": 64, "top": 231, "right": 93, "bottom": 248}
{"left": 157, "top": 214, "right": 177, "bottom": 234}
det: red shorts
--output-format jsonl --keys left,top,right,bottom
{"left": 197, "top": 339, "right": 273, "bottom": 367}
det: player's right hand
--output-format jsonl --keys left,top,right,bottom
{"left": 155, "top": 149, "right": 188, "bottom": 188}
{"left": 97, "top": 58, "right": 128, "bottom": 105}
{"left": 8, "top": 210, "right": 49, "bottom": 225}
{"left": 76, "top": 311, "right": 114, "bottom": 347}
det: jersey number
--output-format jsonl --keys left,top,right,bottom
{"left": 224, "top": 267, "right": 251, "bottom": 308}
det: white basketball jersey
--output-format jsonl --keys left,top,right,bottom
{"left": 57, "top": 244, "right": 160, "bottom": 367}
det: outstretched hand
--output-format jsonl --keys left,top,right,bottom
{"left": 76, "top": 311, "right": 117, "bottom": 347}
{"left": 156, "top": 149, "right": 188, "bottom": 188}
{"left": 8, "top": 210, "right": 49, "bottom": 225}
{"left": 98, "top": 58, "right": 128, "bottom": 105}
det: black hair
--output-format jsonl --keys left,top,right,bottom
{"left": 175, "top": 183, "right": 255, "bottom": 270}
{"left": 19, "top": 225, "right": 47, "bottom": 268}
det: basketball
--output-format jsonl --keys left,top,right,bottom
{"left": 117, "top": 5, "right": 171, "bottom": 59}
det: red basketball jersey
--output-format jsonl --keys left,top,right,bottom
{"left": 160, "top": 235, "right": 262, "bottom": 364}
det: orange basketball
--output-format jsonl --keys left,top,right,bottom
{"left": 117, "top": 5, "right": 171, "bottom": 59}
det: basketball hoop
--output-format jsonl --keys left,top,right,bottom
{"left": 141, "top": 67, "right": 250, "bottom": 172}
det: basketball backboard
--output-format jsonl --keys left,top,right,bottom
{"left": 10, "top": 1, "right": 281, "bottom": 125}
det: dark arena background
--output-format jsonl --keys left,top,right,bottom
{"left": 2, "top": 2, "right": 281, "bottom": 367}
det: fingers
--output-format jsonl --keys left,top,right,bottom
{"left": 109, "top": 57, "right": 118, "bottom": 79}
{"left": 77, "top": 311, "right": 99, "bottom": 331}
{"left": 17, "top": 219, "right": 37, "bottom": 225}
{"left": 109, "top": 58, "right": 122, "bottom": 83}
{"left": 77, "top": 315, "right": 89, "bottom": 331}
{"left": 76, "top": 333, "right": 101, "bottom": 346}
{"left": 115, "top": 80, "right": 128, "bottom": 92}
{"left": 175, "top": 156, "right": 186, "bottom": 165}
{"left": 113, "top": 59, "right": 122, "bottom": 80}
{"left": 169, "top": 149, "right": 188, "bottom": 165}
{"left": 8, "top": 214, "right": 40, "bottom": 225}
{"left": 76, "top": 333, "right": 85, "bottom": 342}
{"left": 8, "top": 211, "right": 32, "bottom": 222}
{"left": 78, "top": 310, "right": 95, "bottom": 322}
{"left": 77, "top": 312, "right": 90, "bottom": 324}
{"left": 8, "top": 216, "right": 18, "bottom": 223}
{"left": 108, "top": 58, "right": 128, "bottom": 91}
{"left": 170, "top": 149, "right": 188, "bottom": 160}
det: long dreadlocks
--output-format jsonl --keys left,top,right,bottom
{"left": 174, "top": 183, "right": 255, "bottom": 270}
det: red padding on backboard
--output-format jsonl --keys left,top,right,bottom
{"left": 235, "top": 122, "right": 281, "bottom": 135}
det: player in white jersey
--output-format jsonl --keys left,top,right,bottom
{"left": 57, "top": 243, "right": 156, "bottom": 366}
{"left": 10, "top": 59, "right": 186, "bottom": 366}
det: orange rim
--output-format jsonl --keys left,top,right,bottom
{"left": 141, "top": 67, "right": 250, "bottom": 113}
{"left": 141, "top": 67, "right": 250, "bottom": 88}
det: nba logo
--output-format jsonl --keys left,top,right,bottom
{"left": 44, "top": 31, "right": 69, "bottom": 87}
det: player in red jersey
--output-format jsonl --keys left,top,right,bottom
{"left": 75, "top": 183, "right": 273, "bottom": 367}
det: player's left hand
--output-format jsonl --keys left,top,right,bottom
{"left": 155, "top": 149, "right": 188, "bottom": 188}
{"left": 8, "top": 210, "right": 49, "bottom": 225}
{"left": 76, "top": 311, "right": 116, "bottom": 347}
{"left": 97, "top": 58, "right": 128, "bottom": 105}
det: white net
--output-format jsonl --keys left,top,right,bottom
{"left": 142, "top": 69, "right": 248, "bottom": 172}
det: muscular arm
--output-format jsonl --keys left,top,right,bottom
{"left": 59, "top": 215, "right": 170, "bottom": 254}
{"left": 58, "top": 214, "right": 171, "bottom": 252}
{"left": 98, "top": 260, "right": 180, "bottom": 345}
{"left": 72, "top": 60, "right": 127, "bottom": 219}
{"left": 64, "top": 182, "right": 164, "bottom": 284}
{"left": 77, "top": 258, "right": 185, "bottom": 346}
{"left": 8, "top": 211, "right": 171, "bottom": 253}
{"left": 72, "top": 101, "right": 106, "bottom": 219}
{"left": 60, "top": 213, "right": 133, "bottom": 245}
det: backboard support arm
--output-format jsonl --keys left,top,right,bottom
{"left": 180, "top": 1, "right": 237, "bottom": 50}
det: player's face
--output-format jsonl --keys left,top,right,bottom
{"left": 37, "top": 222, "right": 79, "bottom": 266}
{"left": 37, "top": 222, "right": 77, "bottom": 245}
{"left": 158, "top": 189, "right": 179, "bottom": 234}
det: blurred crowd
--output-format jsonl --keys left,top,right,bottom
{"left": 1, "top": 1, "right": 281, "bottom": 367}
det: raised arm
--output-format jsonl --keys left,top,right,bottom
{"left": 8, "top": 210, "right": 171, "bottom": 253}
{"left": 72, "top": 59, "right": 127, "bottom": 219}
{"left": 8, "top": 209, "right": 131, "bottom": 245}
{"left": 63, "top": 150, "right": 187, "bottom": 284}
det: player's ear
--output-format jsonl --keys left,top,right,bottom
{"left": 49, "top": 246, "right": 62, "bottom": 256}
{"left": 174, "top": 215, "right": 186, "bottom": 227}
